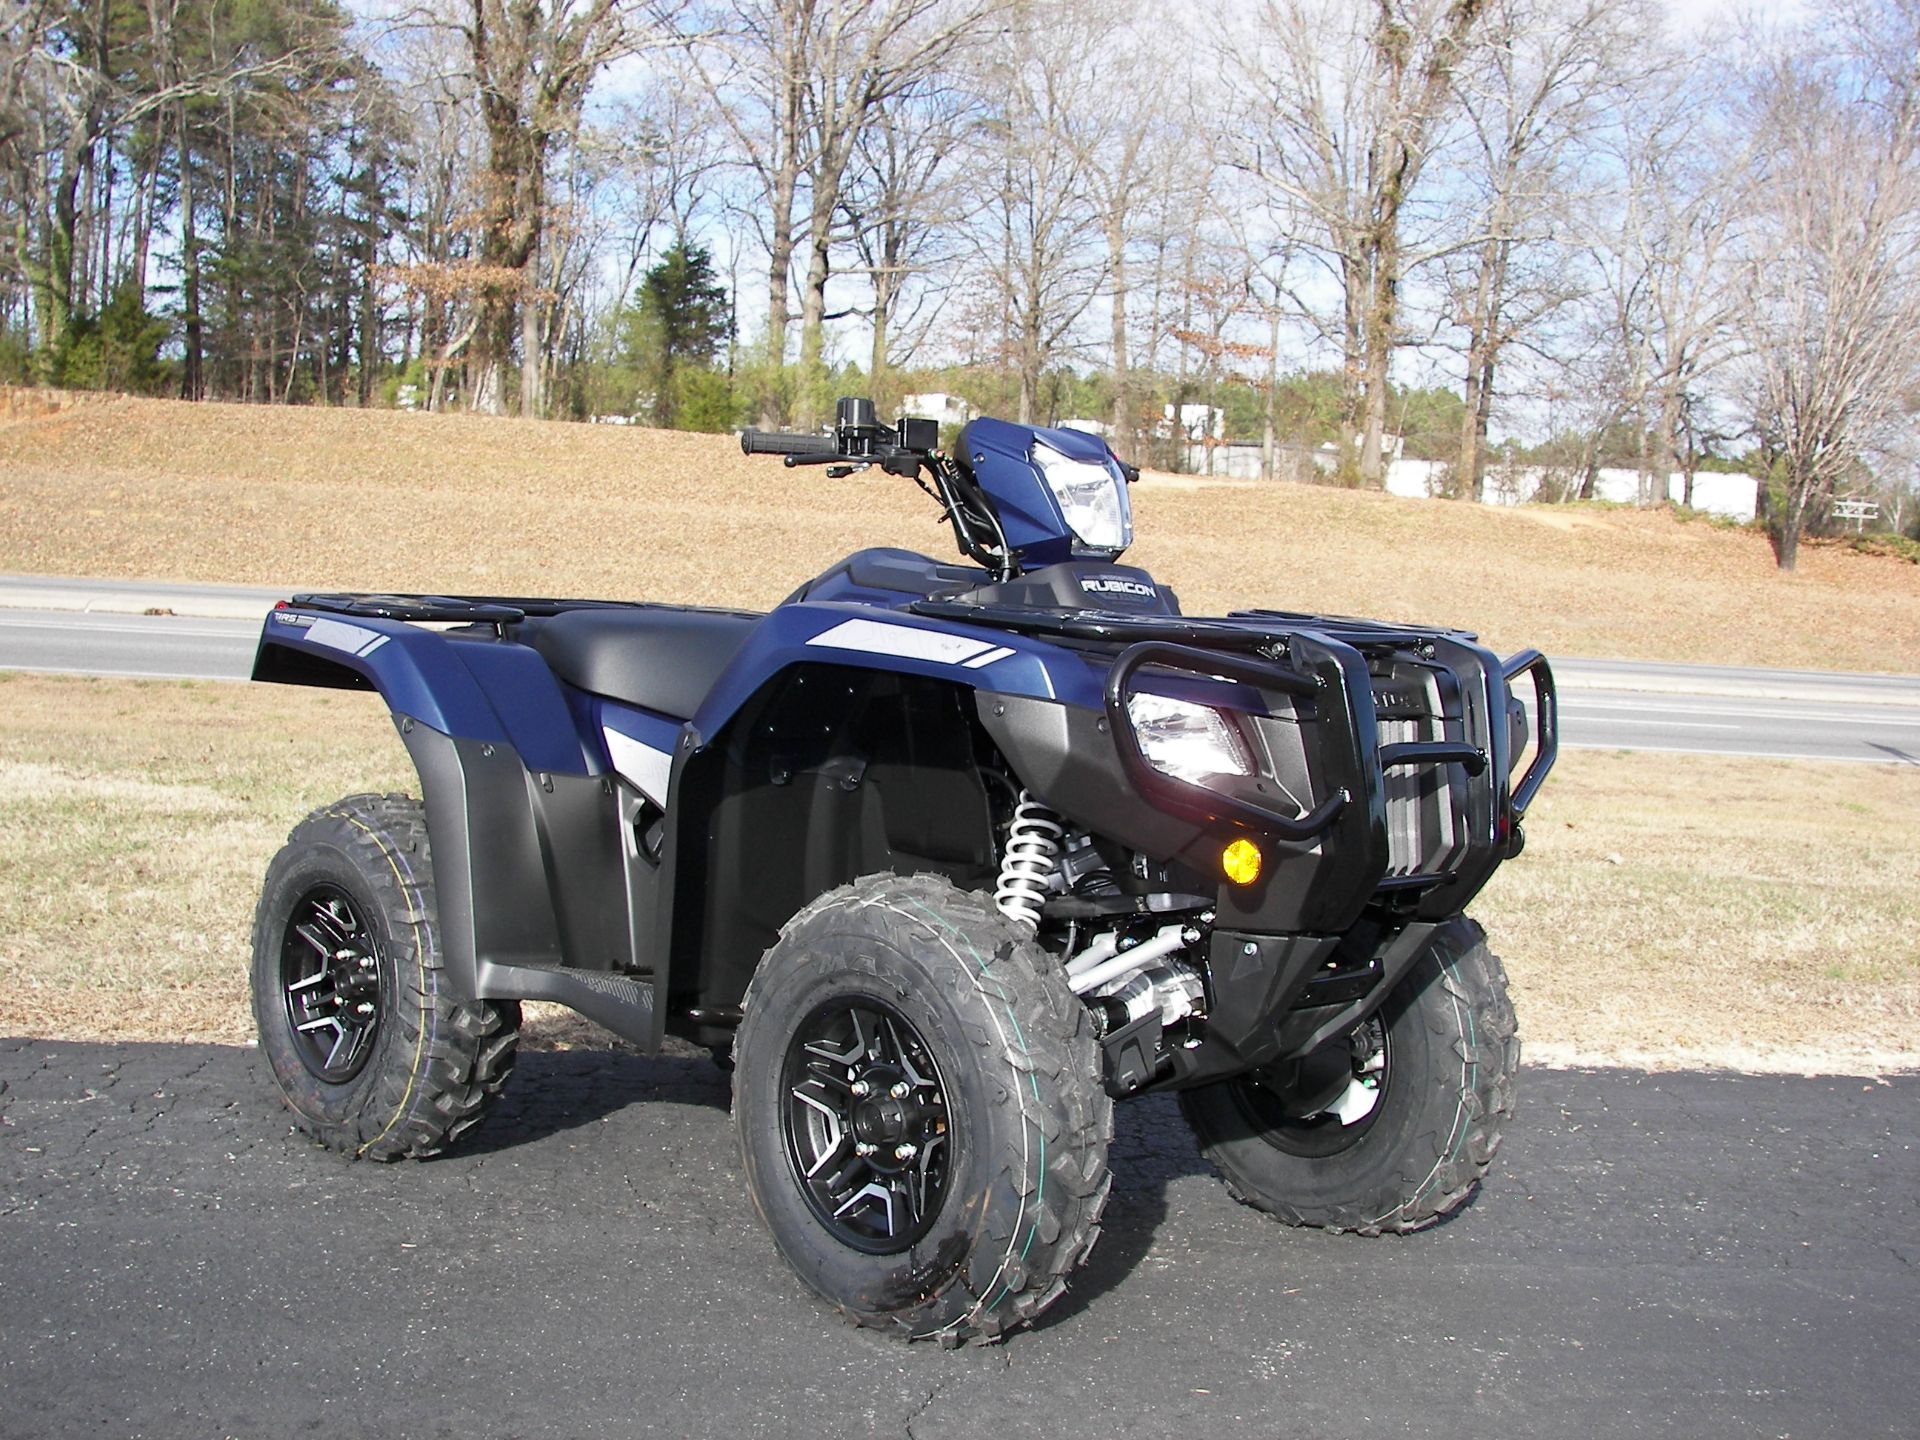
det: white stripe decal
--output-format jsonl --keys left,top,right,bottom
{"left": 962, "top": 646, "right": 1016, "bottom": 669}
{"left": 305, "top": 617, "right": 383, "bottom": 656}
{"left": 807, "top": 618, "right": 996, "bottom": 667}
{"left": 602, "top": 727, "right": 673, "bottom": 806}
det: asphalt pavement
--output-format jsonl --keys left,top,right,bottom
{"left": 1, "top": 1037, "right": 1913, "bottom": 1439}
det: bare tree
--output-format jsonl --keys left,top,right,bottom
{"left": 1223, "top": 0, "right": 1492, "bottom": 487}
{"left": 966, "top": 0, "right": 1111, "bottom": 424}
{"left": 452, "top": 0, "right": 645, "bottom": 416}
{"left": 1736, "top": 5, "right": 1920, "bottom": 569}
{"left": 682, "top": 0, "right": 1002, "bottom": 426}
{"left": 1076, "top": 0, "right": 1179, "bottom": 460}
{"left": 1444, "top": 0, "right": 1642, "bottom": 498}
{"left": 839, "top": 74, "right": 977, "bottom": 408}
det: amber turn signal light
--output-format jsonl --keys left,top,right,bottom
{"left": 1221, "top": 838, "right": 1262, "bottom": 886}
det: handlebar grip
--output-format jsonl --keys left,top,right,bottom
{"left": 740, "top": 428, "right": 839, "bottom": 457}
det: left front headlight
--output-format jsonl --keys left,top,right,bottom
{"left": 1125, "top": 693, "right": 1253, "bottom": 784}
{"left": 1032, "top": 443, "right": 1132, "bottom": 552}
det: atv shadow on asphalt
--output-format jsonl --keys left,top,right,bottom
{"left": 444, "top": 1046, "right": 1222, "bottom": 1332}
{"left": 451, "top": 1047, "right": 733, "bottom": 1159}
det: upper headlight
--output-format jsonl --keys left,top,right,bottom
{"left": 1125, "top": 693, "right": 1253, "bottom": 784}
{"left": 1032, "top": 443, "right": 1132, "bottom": 553}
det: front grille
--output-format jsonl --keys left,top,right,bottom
{"left": 1378, "top": 717, "right": 1460, "bottom": 876}
{"left": 1375, "top": 670, "right": 1461, "bottom": 879}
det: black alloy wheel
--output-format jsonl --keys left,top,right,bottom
{"left": 782, "top": 999, "right": 952, "bottom": 1254}
{"left": 733, "top": 873, "right": 1112, "bottom": 1341}
{"left": 279, "top": 884, "right": 385, "bottom": 1083}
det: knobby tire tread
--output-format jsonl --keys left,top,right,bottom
{"left": 737, "top": 873, "right": 1112, "bottom": 1344}
{"left": 253, "top": 793, "right": 520, "bottom": 1162}
{"left": 1186, "top": 921, "right": 1517, "bottom": 1236}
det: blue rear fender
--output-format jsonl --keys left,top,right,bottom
{"left": 252, "top": 608, "right": 591, "bottom": 774}
{"left": 253, "top": 607, "right": 664, "bottom": 1041}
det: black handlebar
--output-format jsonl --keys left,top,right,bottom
{"left": 740, "top": 429, "right": 838, "bottom": 457}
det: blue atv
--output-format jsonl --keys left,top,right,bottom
{"left": 248, "top": 397, "right": 1556, "bottom": 1342}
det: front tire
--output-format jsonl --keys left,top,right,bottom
{"left": 733, "top": 874, "right": 1112, "bottom": 1342}
{"left": 250, "top": 795, "right": 520, "bottom": 1161}
{"left": 1180, "top": 918, "right": 1517, "bottom": 1234}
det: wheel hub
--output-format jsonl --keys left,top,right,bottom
{"left": 781, "top": 1000, "right": 952, "bottom": 1254}
{"left": 279, "top": 885, "right": 384, "bottom": 1084}
{"left": 1237, "top": 1015, "right": 1392, "bottom": 1158}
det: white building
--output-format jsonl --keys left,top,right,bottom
{"left": 1382, "top": 459, "right": 1758, "bottom": 521}
{"left": 900, "top": 392, "right": 973, "bottom": 428}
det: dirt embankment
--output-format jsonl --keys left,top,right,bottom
{"left": 2, "top": 392, "right": 1917, "bottom": 671}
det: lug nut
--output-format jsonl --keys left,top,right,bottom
{"left": 894, "top": 1143, "right": 917, "bottom": 1161}
{"left": 889, "top": 1082, "right": 910, "bottom": 1099}
{"left": 855, "top": 1141, "right": 876, "bottom": 1157}
{"left": 355, "top": 1002, "right": 374, "bottom": 1016}
{"left": 850, "top": 1080, "right": 871, "bottom": 1097}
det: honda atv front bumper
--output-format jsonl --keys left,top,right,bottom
{"left": 955, "top": 602, "right": 1557, "bottom": 1091}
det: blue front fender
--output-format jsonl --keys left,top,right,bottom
{"left": 688, "top": 601, "right": 1105, "bottom": 741}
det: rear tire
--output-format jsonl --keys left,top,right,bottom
{"left": 733, "top": 874, "right": 1111, "bottom": 1342}
{"left": 250, "top": 795, "right": 520, "bottom": 1161}
{"left": 1180, "top": 918, "right": 1517, "bottom": 1234}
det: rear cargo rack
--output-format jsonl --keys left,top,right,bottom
{"left": 288, "top": 593, "right": 759, "bottom": 624}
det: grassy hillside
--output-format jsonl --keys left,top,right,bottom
{"left": 2, "top": 394, "right": 1917, "bottom": 671}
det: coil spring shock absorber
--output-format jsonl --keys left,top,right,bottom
{"left": 994, "top": 790, "right": 1063, "bottom": 931}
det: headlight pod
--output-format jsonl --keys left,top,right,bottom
{"left": 1124, "top": 693, "right": 1254, "bottom": 784}
{"left": 1032, "top": 442, "right": 1132, "bottom": 552}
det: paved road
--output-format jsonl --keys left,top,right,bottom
{"left": 0, "top": 608, "right": 261, "bottom": 681}
{"left": 3, "top": 576, "right": 1918, "bottom": 764}
{"left": 0, "top": 1038, "right": 1913, "bottom": 1438}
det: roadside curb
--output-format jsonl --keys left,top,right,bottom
{"left": 0, "top": 575, "right": 286, "bottom": 621}
{"left": 1552, "top": 670, "right": 1920, "bottom": 706}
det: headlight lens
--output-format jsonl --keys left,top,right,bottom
{"left": 1032, "top": 443, "right": 1132, "bottom": 552}
{"left": 1126, "top": 694, "right": 1253, "bottom": 783}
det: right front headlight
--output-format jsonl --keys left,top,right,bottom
{"left": 1125, "top": 693, "right": 1254, "bottom": 784}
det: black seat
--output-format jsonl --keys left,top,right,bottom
{"left": 526, "top": 607, "right": 762, "bottom": 719}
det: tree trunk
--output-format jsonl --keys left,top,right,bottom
{"left": 1108, "top": 213, "right": 1130, "bottom": 459}
{"left": 1337, "top": 253, "right": 1367, "bottom": 485}
{"left": 871, "top": 280, "right": 890, "bottom": 397}
{"left": 178, "top": 100, "right": 203, "bottom": 401}
{"left": 1357, "top": 250, "right": 1398, "bottom": 489}
{"left": 1458, "top": 342, "right": 1485, "bottom": 501}
{"left": 796, "top": 198, "right": 832, "bottom": 430}
{"left": 519, "top": 277, "right": 544, "bottom": 418}
{"left": 762, "top": 158, "right": 798, "bottom": 426}
{"left": 1263, "top": 311, "right": 1280, "bottom": 481}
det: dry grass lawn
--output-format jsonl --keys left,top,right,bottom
{"left": 1, "top": 673, "right": 1913, "bottom": 1072}
{"left": 3, "top": 394, "right": 1919, "bottom": 671}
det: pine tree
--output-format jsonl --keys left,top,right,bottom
{"left": 618, "top": 241, "right": 733, "bottom": 429}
